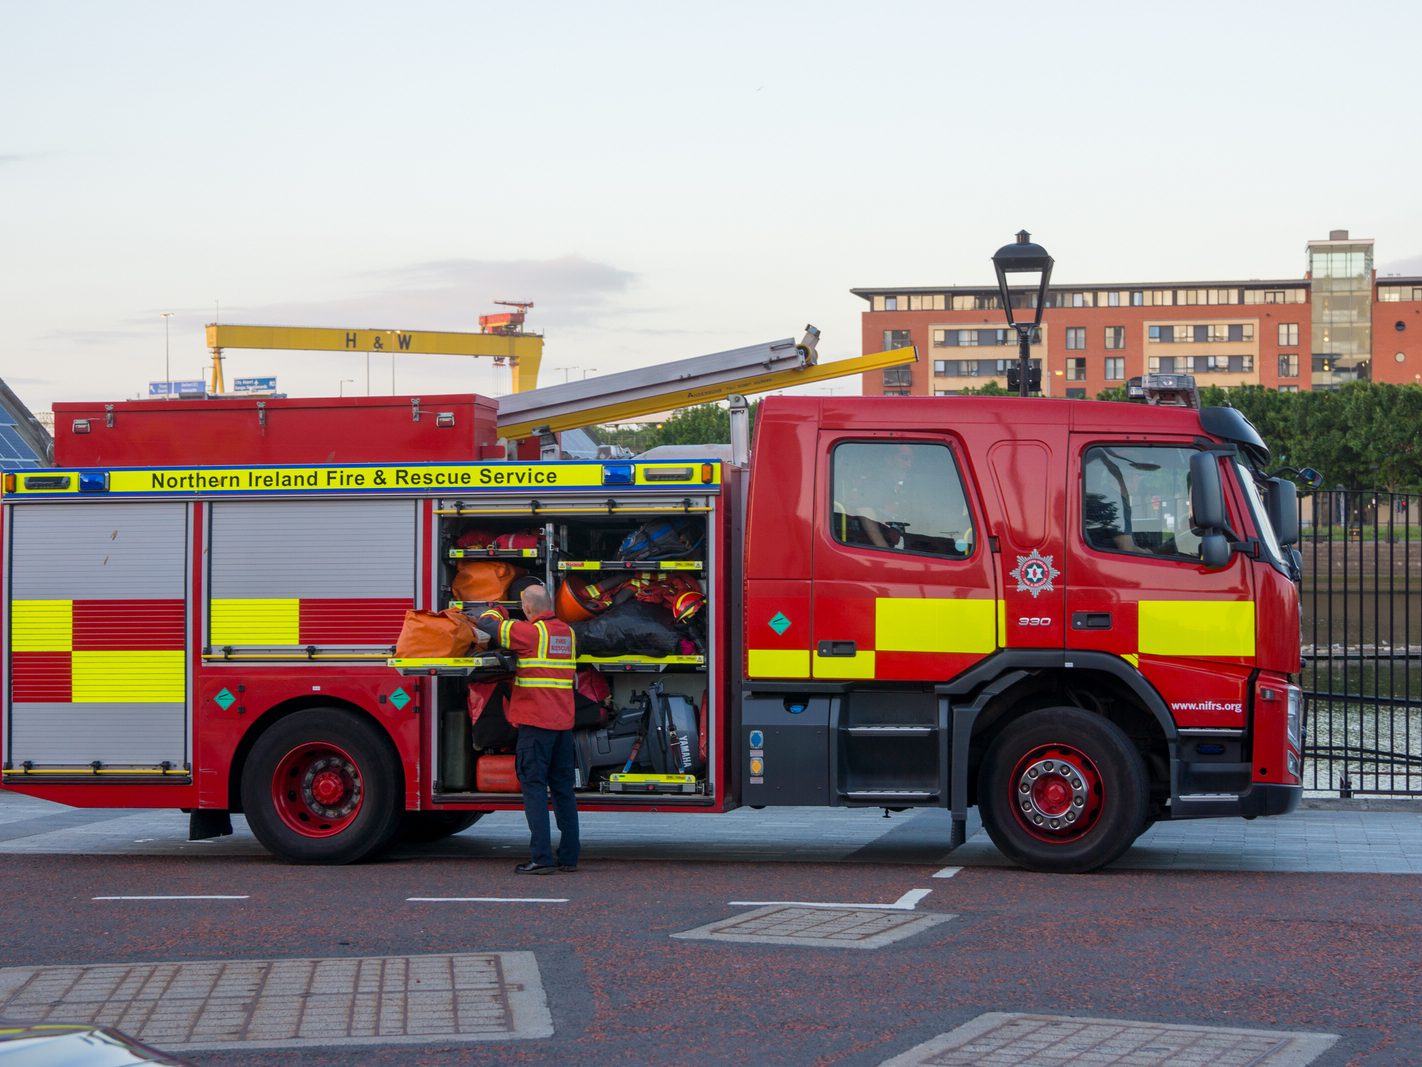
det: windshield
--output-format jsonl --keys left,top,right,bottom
{"left": 1234, "top": 458, "right": 1285, "bottom": 567}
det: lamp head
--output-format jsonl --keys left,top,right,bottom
{"left": 992, "top": 229, "right": 1054, "bottom": 329}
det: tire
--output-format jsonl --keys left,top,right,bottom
{"left": 979, "top": 706, "right": 1148, "bottom": 874}
{"left": 241, "top": 708, "right": 403, "bottom": 865}
{"left": 397, "top": 810, "right": 486, "bottom": 844}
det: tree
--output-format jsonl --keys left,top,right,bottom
{"left": 592, "top": 400, "right": 760, "bottom": 452}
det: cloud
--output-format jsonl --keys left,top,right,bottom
{"left": 1378, "top": 254, "right": 1422, "bottom": 277}
{"left": 228, "top": 254, "right": 640, "bottom": 333}
{"left": 40, "top": 327, "right": 144, "bottom": 346}
{"left": 0, "top": 151, "right": 55, "bottom": 166}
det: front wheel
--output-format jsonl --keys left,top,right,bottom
{"left": 241, "top": 708, "right": 403, "bottom": 864}
{"left": 979, "top": 707, "right": 1147, "bottom": 873}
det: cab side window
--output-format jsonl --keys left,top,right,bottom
{"left": 831, "top": 441, "right": 973, "bottom": 557}
{"left": 1082, "top": 445, "right": 1201, "bottom": 558}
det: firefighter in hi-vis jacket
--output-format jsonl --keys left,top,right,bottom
{"left": 476, "top": 584, "right": 580, "bottom": 874}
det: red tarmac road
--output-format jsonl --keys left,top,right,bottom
{"left": 6, "top": 849, "right": 1417, "bottom": 1065}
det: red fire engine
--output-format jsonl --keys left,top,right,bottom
{"left": 0, "top": 364, "right": 1304, "bottom": 873}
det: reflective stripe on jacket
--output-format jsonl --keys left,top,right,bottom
{"left": 494, "top": 611, "right": 577, "bottom": 730}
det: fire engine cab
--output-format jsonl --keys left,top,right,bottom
{"left": 0, "top": 372, "right": 1304, "bottom": 873}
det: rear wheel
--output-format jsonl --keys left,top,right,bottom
{"left": 980, "top": 707, "right": 1147, "bottom": 873}
{"left": 397, "top": 810, "right": 486, "bottom": 844}
{"left": 241, "top": 708, "right": 402, "bottom": 864}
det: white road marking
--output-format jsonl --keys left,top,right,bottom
{"left": 728, "top": 888, "right": 931, "bottom": 911}
{"left": 407, "top": 897, "right": 569, "bottom": 904}
{"left": 93, "top": 895, "right": 249, "bottom": 901}
{"left": 932, "top": 866, "right": 963, "bottom": 878}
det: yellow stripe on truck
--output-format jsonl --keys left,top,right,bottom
{"left": 10, "top": 600, "right": 73, "bottom": 652}
{"left": 210, "top": 598, "right": 300, "bottom": 645}
{"left": 747, "top": 649, "right": 810, "bottom": 679}
{"left": 72, "top": 651, "right": 185, "bottom": 702}
{"left": 876, "top": 597, "right": 998, "bottom": 654}
{"left": 1138, "top": 600, "right": 1256, "bottom": 658}
{"left": 813, "top": 650, "right": 876, "bottom": 680}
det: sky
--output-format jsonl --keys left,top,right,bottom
{"left": 4, "top": 0, "right": 1422, "bottom": 412}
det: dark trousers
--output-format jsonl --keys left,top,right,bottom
{"left": 515, "top": 725, "right": 580, "bottom": 867}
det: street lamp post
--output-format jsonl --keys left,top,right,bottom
{"left": 991, "top": 230, "right": 1054, "bottom": 397}
{"left": 160, "top": 312, "right": 174, "bottom": 398}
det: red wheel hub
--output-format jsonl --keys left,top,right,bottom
{"left": 270, "top": 742, "right": 364, "bottom": 838}
{"left": 1009, "top": 743, "right": 1104, "bottom": 844}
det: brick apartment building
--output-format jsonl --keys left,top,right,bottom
{"left": 854, "top": 230, "right": 1422, "bottom": 398}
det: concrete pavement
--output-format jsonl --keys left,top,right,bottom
{"left": 1, "top": 790, "right": 1417, "bottom": 873}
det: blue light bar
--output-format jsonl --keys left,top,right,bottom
{"left": 602, "top": 463, "right": 635, "bottom": 486}
{"left": 78, "top": 472, "right": 110, "bottom": 493}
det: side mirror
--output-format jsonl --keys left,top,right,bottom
{"left": 1298, "top": 467, "right": 1324, "bottom": 491}
{"left": 1189, "top": 452, "right": 1227, "bottom": 531}
{"left": 1267, "top": 477, "right": 1299, "bottom": 546}
{"left": 1201, "top": 532, "right": 1231, "bottom": 569}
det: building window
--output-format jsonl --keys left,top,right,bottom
{"left": 1105, "top": 357, "right": 1125, "bottom": 381}
{"left": 1279, "top": 385, "right": 1300, "bottom": 393}
{"left": 1065, "top": 388, "right": 1087, "bottom": 399}
{"left": 1066, "top": 358, "right": 1087, "bottom": 381}
{"left": 1278, "top": 354, "right": 1299, "bottom": 377}
{"left": 1131, "top": 291, "right": 1144, "bottom": 306}
{"left": 1186, "top": 355, "right": 1254, "bottom": 374}
{"left": 933, "top": 360, "right": 949, "bottom": 375}
{"left": 1104, "top": 326, "right": 1125, "bottom": 350}
{"left": 1065, "top": 327, "right": 1086, "bottom": 350}
{"left": 1193, "top": 324, "right": 1209, "bottom": 343}
{"left": 884, "top": 329, "right": 912, "bottom": 351}
{"left": 1148, "top": 356, "right": 1177, "bottom": 374}
{"left": 884, "top": 296, "right": 898, "bottom": 310}
{"left": 1279, "top": 323, "right": 1299, "bottom": 346}
{"left": 883, "top": 367, "right": 912, "bottom": 389}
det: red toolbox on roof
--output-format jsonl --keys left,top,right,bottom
{"left": 52, "top": 393, "right": 501, "bottom": 467}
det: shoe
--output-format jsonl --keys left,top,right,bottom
{"left": 558, "top": 864, "right": 578, "bottom": 873}
{"left": 514, "top": 861, "right": 557, "bottom": 875}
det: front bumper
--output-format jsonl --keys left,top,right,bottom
{"left": 1170, "top": 782, "right": 1302, "bottom": 821}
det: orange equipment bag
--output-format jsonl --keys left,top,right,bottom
{"left": 394, "top": 608, "right": 476, "bottom": 659}
{"left": 475, "top": 753, "right": 520, "bottom": 792}
{"left": 452, "top": 560, "right": 526, "bottom": 603}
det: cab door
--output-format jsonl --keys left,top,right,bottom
{"left": 809, "top": 434, "right": 997, "bottom": 684}
{"left": 1065, "top": 437, "right": 1257, "bottom": 729}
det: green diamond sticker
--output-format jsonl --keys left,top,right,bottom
{"left": 389, "top": 687, "right": 411, "bottom": 711}
{"left": 768, "top": 612, "right": 791, "bottom": 636}
{"left": 213, "top": 688, "right": 236, "bottom": 711}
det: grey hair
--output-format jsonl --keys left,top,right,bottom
{"left": 521, "top": 584, "right": 553, "bottom": 614}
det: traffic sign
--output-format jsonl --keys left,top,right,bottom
{"left": 232, "top": 376, "right": 278, "bottom": 393}
{"left": 148, "top": 380, "right": 206, "bottom": 397}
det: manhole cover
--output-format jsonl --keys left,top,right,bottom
{"left": 673, "top": 905, "right": 954, "bottom": 949}
{"left": 0, "top": 952, "right": 551, "bottom": 1052}
{"left": 881, "top": 1013, "right": 1338, "bottom": 1066}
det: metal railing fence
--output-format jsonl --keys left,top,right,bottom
{"left": 1297, "top": 489, "right": 1422, "bottom": 796}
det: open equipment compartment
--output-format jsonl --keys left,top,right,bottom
{"left": 427, "top": 479, "right": 717, "bottom": 806}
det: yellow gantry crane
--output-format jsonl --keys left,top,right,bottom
{"left": 203, "top": 302, "right": 544, "bottom": 394}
